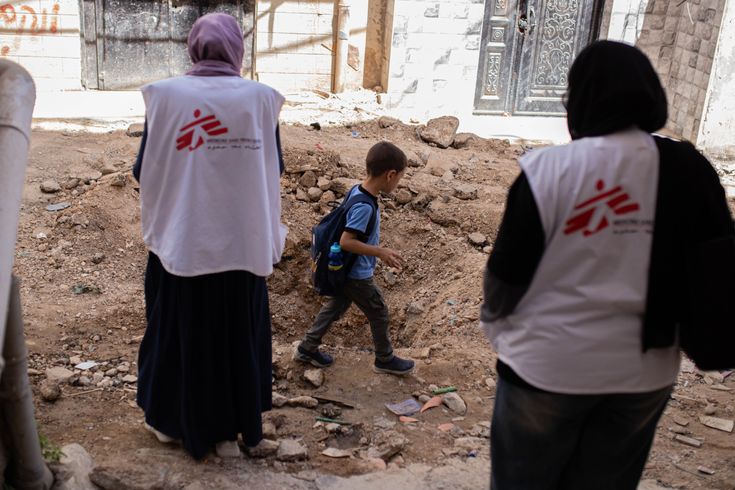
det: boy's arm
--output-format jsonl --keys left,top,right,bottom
{"left": 340, "top": 231, "right": 403, "bottom": 269}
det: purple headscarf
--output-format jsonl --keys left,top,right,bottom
{"left": 186, "top": 13, "right": 244, "bottom": 77}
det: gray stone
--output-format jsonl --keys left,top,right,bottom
{"left": 425, "top": 154, "right": 458, "bottom": 177}
{"left": 468, "top": 233, "right": 486, "bottom": 246}
{"left": 418, "top": 116, "right": 460, "bottom": 148}
{"left": 303, "top": 369, "right": 324, "bottom": 388}
{"left": 442, "top": 392, "right": 467, "bottom": 415}
{"left": 485, "top": 377, "right": 496, "bottom": 391}
{"left": 247, "top": 438, "right": 279, "bottom": 458}
{"left": 321, "top": 404, "right": 342, "bottom": 418}
{"left": 454, "top": 184, "right": 478, "bottom": 200}
{"left": 105, "top": 368, "right": 118, "bottom": 377}
{"left": 299, "top": 171, "right": 318, "bottom": 189}
{"left": 92, "top": 252, "right": 106, "bottom": 265}
{"left": 263, "top": 421, "right": 278, "bottom": 440}
{"left": 277, "top": 439, "right": 309, "bottom": 462}
{"left": 90, "top": 465, "right": 165, "bottom": 490}
{"left": 406, "top": 302, "right": 425, "bottom": 315}
{"left": 418, "top": 394, "right": 431, "bottom": 404}
{"left": 46, "top": 366, "right": 74, "bottom": 384}
{"left": 308, "top": 187, "right": 324, "bottom": 202}
{"left": 288, "top": 396, "right": 319, "bottom": 409}
{"left": 272, "top": 392, "right": 289, "bottom": 408}
{"left": 96, "top": 378, "right": 113, "bottom": 388}
{"left": 83, "top": 171, "right": 103, "bottom": 184}
{"left": 78, "top": 376, "right": 92, "bottom": 387}
{"left": 122, "top": 375, "right": 138, "bottom": 384}
{"left": 52, "top": 443, "right": 96, "bottom": 490}
{"left": 378, "top": 116, "right": 401, "bottom": 128}
{"left": 469, "top": 422, "right": 490, "bottom": 439}
{"left": 452, "top": 133, "right": 479, "bottom": 149}
{"left": 40, "top": 180, "right": 61, "bottom": 193}
{"left": 40, "top": 380, "right": 61, "bottom": 402}
{"left": 317, "top": 177, "right": 331, "bottom": 191}
{"left": 320, "top": 190, "right": 337, "bottom": 204}
{"left": 126, "top": 123, "right": 145, "bottom": 137}
{"left": 383, "top": 271, "right": 397, "bottom": 286}
{"left": 427, "top": 199, "right": 459, "bottom": 228}
{"left": 62, "top": 178, "right": 80, "bottom": 190}
{"left": 367, "top": 430, "right": 407, "bottom": 461}
{"left": 296, "top": 188, "right": 310, "bottom": 202}
{"left": 395, "top": 189, "right": 413, "bottom": 205}
{"left": 330, "top": 178, "right": 361, "bottom": 197}
{"left": 110, "top": 173, "right": 127, "bottom": 187}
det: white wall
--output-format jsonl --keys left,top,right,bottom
{"left": 605, "top": 0, "right": 649, "bottom": 43}
{"left": 698, "top": 0, "right": 735, "bottom": 157}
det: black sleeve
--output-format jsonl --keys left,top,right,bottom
{"left": 276, "top": 124, "right": 284, "bottom": 175}
{"left": 132, "top": 120, "right": 148, "bottom": 182}
{"left": 481, "top": 172, "right": 545, "bottom": 321}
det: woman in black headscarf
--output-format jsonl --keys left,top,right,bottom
{"left": 480, "top": 41, "right": 734, "bottom": 489}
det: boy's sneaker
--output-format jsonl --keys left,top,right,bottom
{"left": 295, "top": 345, "right": 334, "bottom": 368}
{"left": 373, "top": 356, "right": 415, "bottom": 376}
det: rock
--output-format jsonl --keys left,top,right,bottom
{"left": 40, "top": 180, "right": 61, "bottom": 193}
{"left": 289, "top": 396, "right": 319, "bottom": 409}
{"left": 272, "top": 392, "right": 289, "bottom": 408}
{"left": 92, "top": 372, "right": 104, "bottom": 384}
{"left": 418, "top": 116, "right": 460, "bottom": 148}
{"left": 303, "top": 369, "right": 325, "bottom": 388}
{"left": 52, "top": 443, "right": 96, "bottom": 490}
{"left": 40, "top": 380, "right": 61, "bottom": 402}
{"left": 277, "top": 439, "right": 309, "bottom": 462}
{"left": 378, "top": 116, "right": 400, "bottom": 128}
{"left": 469, "top": 422, "right": 490, "bottom": 439}
{"left": 674, "top": 434, "right": 703, "bottom": 447}
{"left": 62, "top": 178, "right": 80, "bottom": 190}
{"left": 83, "top": 171, "right": 103, "bottom": 184}
{"left": 367, "top": 430, "right": 407, "bottom": 461}
{"left": 90, "top": 465, "right": 165, "bottom": 490}
{"left": 46, "top": 366, "right": 74, "bottom": 384}
{"left": 407, "top": 153, "right": 423, "bottom": 168}
{"left": 317, "top": 177, "right": 331, "bottom": 191}
{"left": 454, "top": 184, "right": 478, "bottom": 200}
{"left": 101, "top": 166, "right": 116, "bottom": 176}
{"left": 296, "top": 188, "right": 310, "bottom": 202}
{"left": 263, "top": 421, "right": 278, "bottom": 440}
{"left": 330, "top": 178, "right": 361, "bottom": 196}
{"left": 406, "top": 302, "right": 425, "bottom": 315}
{"left": 354, "top": 457, "right": 387, "bottom": 472}
{"left": 373, "top": 416, "right": 396, "bottom": 430}
{"left": 126, "top": 123, "right": 145, "bottom": 137}
{"left": 441, "top": 170, "right": 454, "bottom": 183}
{"left": 122, "top": 375, "right": 138, "bottom": 384}
{"left": 704, "top": 404, "right": 717, "bottom": 415}
{"left": 483, "top": 246, "right": 492, "bottom": 254}
{"left": 418, "top": 394, "right": 431, "bottom": 403}
{"left": 96, "top": 378, "right": 113, "bottom": 388}
{"left": 468, "top": 233, "right": 486, "bottom": 246}
{"left": 417, "top": 347, "right": 432, "bottom": 359}
{"left": 484, "top": 377, "right": 496, "bottom": 391}
{"left": 110, "top": 173, "right": 127, "bottom": 187}
{"left": 322, "top": 447, "right": 352, "bottom": 458}
{"left": 452, "top": 132, "right": 478, "bottom": 149}
{"left": 78, "top": 376, "right": 91, "bottom": 387}
{"left": 105, "top": 368, "right": 118, "bottom": 377}
{"left": 324, "top": 423, "right": 342, "bottom": 433}
{"left": 247, "top": 438, "right": 279, "bottom": 458}
{"left": 383, "top": 271, "right": 397, "bottom": 286}
{"left": 395, "top": 189, "right": 413, "bottom": 205}
{"left": 321, "top": 404, "right": 342, "bottom": 418}
{"left": 320, "top": 190, "right": 337, "bottom": 205}
{"left": 454, "top": 437, "right": 484, "bottom": 451}
{"left": 442, "top": 392, "right": 467, "bottom": 415}
{"left": 299, "top": 171, "right": 318, "bottom": 189}
{"left": 69, "top": 355, "right": 82, "bottom": 366}
{"left": 424, "top": 154, "right": 458, "bottom": 177}
{"left": 308, "top": 187, "right": 324, "bottom": 202}
{"left": 117, "top": 364, "right": 130, "bottom": 373}
{"left": 427, "top": 199, "right": 459, "bottom": 227}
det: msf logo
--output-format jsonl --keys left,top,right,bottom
{"left": 176, "top": 109, "right": 229, "bottom": 152}
{"left": 564, "top": 179, "right": 640, "bottom": 236}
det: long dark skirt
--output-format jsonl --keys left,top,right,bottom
{"left": 137, "top": 252, "right": 272, "bottom": 459}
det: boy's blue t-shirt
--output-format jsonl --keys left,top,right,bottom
{"left": 344, "top": 186, "right": 380, "bottom": 279}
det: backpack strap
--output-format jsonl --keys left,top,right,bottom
{"left": 342, "top": 186, "right": 378, "bottom": 243}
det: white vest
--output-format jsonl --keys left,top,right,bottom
{"left": 139, "top": 76, "right": 286, "bottom": 277}
{"left": 484, "top": 129, "right": 679, "bottom": 394}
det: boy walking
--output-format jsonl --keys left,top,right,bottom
{"left": 296, "top": 142, "right": 415, "bottom": 375}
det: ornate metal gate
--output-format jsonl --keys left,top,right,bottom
{"left": 474, "top": 0, "right": 604, "bottom": 116}
{"left": 79, "top": 0, "right": 255, "bottom": 90}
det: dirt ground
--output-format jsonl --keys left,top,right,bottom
{"left": 13, "top": 120, "right": 735, "bottom": 489}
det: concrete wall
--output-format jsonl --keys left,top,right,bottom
{"left": 698, "top": 0, "right": 735, "bottom": 157}
{"left": 0, "top": 0, "right": 81, "bottom": 91}
{"left": 255, "top": 0, "right": 370, "bottom": 93}
{"left": 385, "top": 0, "right": 484, "bottom": 120}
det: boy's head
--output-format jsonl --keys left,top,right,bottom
{"left": 365, "top": 141, "right": 407, "bottom": 193}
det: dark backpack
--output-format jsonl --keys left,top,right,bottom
{"left": 310, "top": 186, "right": 377, "bottom": 296}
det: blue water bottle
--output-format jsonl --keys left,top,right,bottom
{"left": 328, "top": 243, "right": 343, "bottom": 271}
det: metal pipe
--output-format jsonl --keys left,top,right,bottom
{"left": 0, "top": 277, "right": 53, "bottom": 489}
{"left": 0, "top": 60, "right": 50, "bottom": 489}
{"left": 332, "top": 0, "right": 351, "bottom": 93}
{"left": 0, "top": 59, "right": 35, "bottom": 362}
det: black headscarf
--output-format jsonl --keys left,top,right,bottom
{"left": 565, "top": 40, "right": 668, "bottom": 140}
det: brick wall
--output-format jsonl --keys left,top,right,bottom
{"left": 636, "top": 0, "right": 726, "bottom": 141}
{"left": 0, "top": 0, "right": 81, "bottom": 91}
{"left": 385, "top": 0, "right": 484, "bottom": 118}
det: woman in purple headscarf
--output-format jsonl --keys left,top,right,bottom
{"left": 133, "top": 13, "right": 286, "bottom": 459}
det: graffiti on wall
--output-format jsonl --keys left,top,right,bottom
{"left": 0, "top": 3, "right": 61, "bottom": 56}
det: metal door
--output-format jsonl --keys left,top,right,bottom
{"left": 80, "top": 0, "right": 255, "bottom": 90}
{"left": 474, "top": 0, "right": 603, "bottom": 116}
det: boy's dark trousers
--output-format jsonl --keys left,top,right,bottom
{"left": 300, "top": 277, "right": 394, "bottom": 362}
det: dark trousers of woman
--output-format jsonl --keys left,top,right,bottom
{"left": 490, "top": 377, "right": 671, "bottom": 490}
{"left": 137, "top": 253, "right": 272, "bottom": 459}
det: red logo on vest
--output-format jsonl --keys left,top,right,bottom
{"left": 564, "top": 179, "right": 640, "bottom": 236}
{"left": 176, "top": 109, "right": 229, "bottom": 151}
